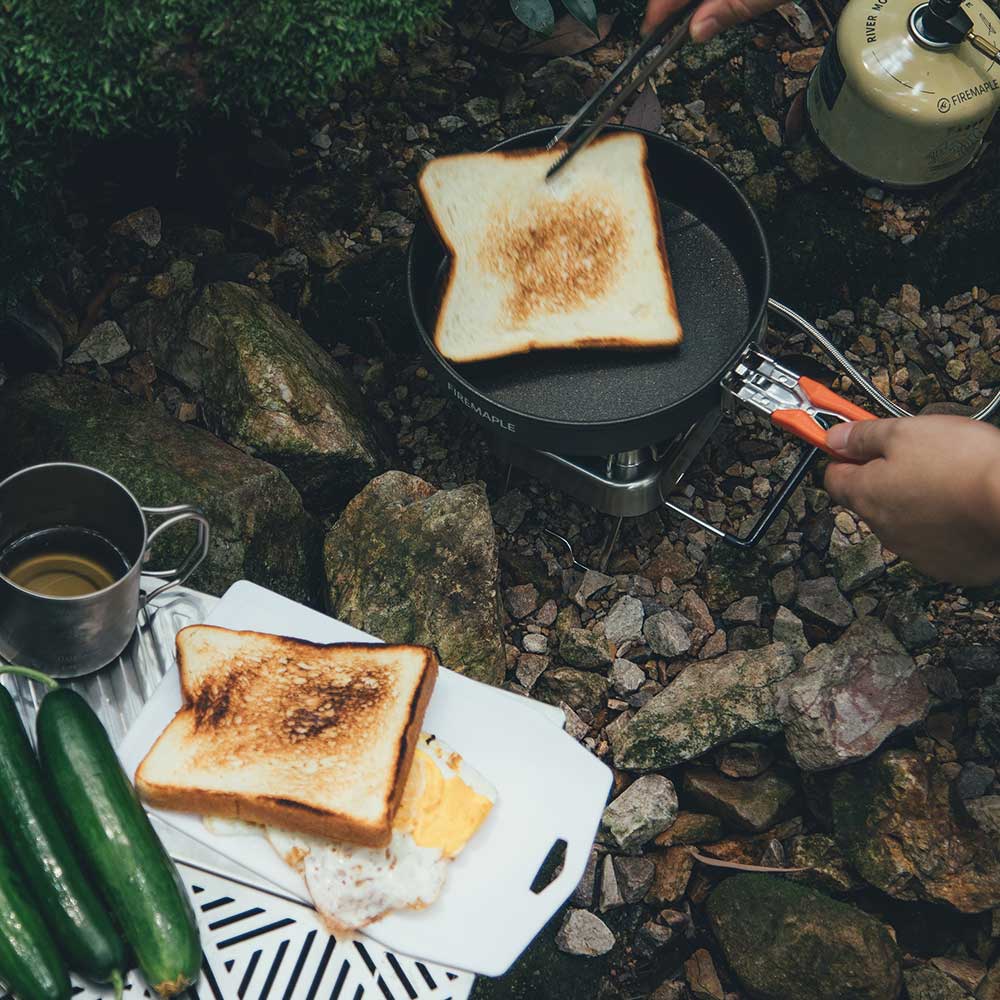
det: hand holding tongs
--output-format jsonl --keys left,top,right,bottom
{"left": 546, "top": 0, "right": 701, "bottom": 181}
{"left": 724, "top": 350, "right": 877, "bottom": 457}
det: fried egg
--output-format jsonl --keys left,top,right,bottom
{"left": 204, "top": 733, "right": 496, "bottom": 931}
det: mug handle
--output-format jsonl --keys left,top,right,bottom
{"left": 139, "top": 504, "right": 211, "bottom": 605}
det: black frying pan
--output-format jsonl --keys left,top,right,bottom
{"left": 407, "top": 125, "right": 772, "bottom": 456}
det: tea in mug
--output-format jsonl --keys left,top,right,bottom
{"left": 0, "top": 526, "right": 129, "bottom": 597}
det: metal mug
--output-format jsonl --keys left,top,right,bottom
{"left": 0, "top": 462, "right": 210, "bottom": 677}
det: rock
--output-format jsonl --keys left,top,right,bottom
{"left": 650, "top": 979, "right": 687, "bottom": 1000}
{"left": 600, "top": 775, "right": 679, "bottom": 850}
{"left": 536, "top": 667, "right": 608, "bottom": 712}
{"left": 707, "top": 874, "right": 902, "bottom": 1000}
{"left": 610, "top": 658, "right": 646, "bottom": 696}
{"left": 109, "top": 206, "right": 161, "bottom": 247}
{"left": 647, "top": 846, "right": 695, "bottom": 905}
{"left": 832, "top": 750, "right": 1000, "bottom": 912}
{"left": 714, "top": 742, "right": 774, "bottom": 778}
{"left": 612, "top": 643, "right": 798, "bottom": 770}
{"left": 654, "top": 812, "right": 725, "bottom": 846}
{"left": 464, "top": 95, "right": 500, "bottom": 125}
{"left": 559, "top": 628, "right": 613, "bottom": 670}
{"left": 555, "top": 909, "right": 615, "bottom": 957}
{"left": 637, "top": 920, "right": 676, "bottom": 956}
{"left": 903, "top": 966, "right": 971, "bottom": 1000}
{"left": 796, "top": 576, "right": 855, "bottom": 628}
{"left": 126, "top": 283, "right": 387, "bottom": 512}
{"left": 324, "top": 472, "right": 505, "bottom": 685}
{"left": 492, "top": 490, "right": 530, "bottom": 533}
{"left": 950, "top": 645, "right": 1000, "bottom": 687}
{"left": 604, "top": 596, "right": 645, "bottom": 646}
{"left": 522, "top": 633, "right": 547, "bottom": 654}
{"left": 194, "top": 252, "right": 261, "bottom": 286}
{"left": 599, "top": 854, "right": 624, "bottom": 912}
{"left": 614, "top": 856, "right": 655, "bottom": 903}
{"left": 958, "top": 763, "right": 996, "bottom": 800}
{"left": 964, "top": 795, "right": 1000, "bottom": 837}
{"left": 683, "top": 768, "right": 798, "bottom": 833}
{"left": 978, "top": 964, "right": 1000, "bottom": 1000}
{"left": 978, "top": 680, "right": 1000, "bottom": 756}
{"left": 835, "top": 535, "right": 886, "bottom": 591}
{"left": 571, "top": 847, "right": 600, "bottom": 907}
{"left": 883, "top": 592, "right": 938, "bottom": 651}
{"left": 505, "top": 584, "right": 538, "bottom": 620}
{"left": 0, "top": 373, "right": 317, "bottom": 600}
{"left": 772, "top": 566, "right": 798, "bottom": 605}
{"left": 773, "top": 606, "right": 809, "bottom": 658}
{"left": 788, "top": 834, "right": 862, "bottom": 893}
{"left": 516, "top": 653, "right": 548, "bottom": 690}
{"left": 686, "top": 949, "right": 724, "bottom": 1000}
{"left": 932, "top": 957, "right": 986, "bottom": 993}
{"left": 778, "top": 618, "right": 929, "bottom": 771}
{"left": 574, "top": 569, "right": 615, "bottom": 606}
{"left": 644, "top": 609, "right": 692, "bottom": 657}
{"left": 67, "top": 320, "right": 130, "bottom": 366}
{"left": 723, "top": 596, "right": 760, "bottom": 625}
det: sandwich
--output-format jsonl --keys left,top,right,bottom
{"left": 418, "top": 131, "right": 683, "bottom": 364}
{"left": 137, "top": 625, "right": 496, "bottom": 931}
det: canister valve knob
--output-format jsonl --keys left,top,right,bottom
{"left": 910, "top": 0, "right": 973, "bottom": 46}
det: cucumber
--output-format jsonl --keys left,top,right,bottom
{"left": 0, "top": 833, "right": 71, "bottom": 1000}
{"left": 0, "top": 682, "right": 126, "bottom": 984}
{"left": 36, "top": 688, "right": 201, "bottom": 998}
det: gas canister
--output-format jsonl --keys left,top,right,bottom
{"left": 807, "top": 0, "right": 1000, "bottom": 186}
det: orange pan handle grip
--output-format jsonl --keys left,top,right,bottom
{"left": 798, "top": 377, "right": 877, "bottom": 424}
{"left": 772, "top": 409, "right": 833, "bottom": 454}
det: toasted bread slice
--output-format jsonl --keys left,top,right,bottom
{"left": 418, "top": 131, "right": 682, "bottom": 364}
{"left": 136, "top": 626, "right": 438, "bottom": 847}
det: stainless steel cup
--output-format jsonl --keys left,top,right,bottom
{"left": 0, "top": 462, "right": 210, "bottom": 677}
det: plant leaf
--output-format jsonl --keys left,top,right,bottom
{"left": 561, "top": 0, "right": 599, "bottom": 36}
{"left": 690, "top": 849, "right": 809, "bottom": 874}
{"left": 624, "top": 84, "right": 662, "bottom": 132}
{"left": 517, "top": 12, "right": 616, "bottom": 55}
{"left": 511, "top": 0, "right": 556, "bottom": 34}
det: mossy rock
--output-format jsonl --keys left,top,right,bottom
{"left": 125, "top": 282, "right": 388, "bottom": 513}
{"left": 707, "top": 874, "right": 902, "bottom": 1000}
{"left": 0, "top": 373, "right": 320, "bottom": 602}
{"left": 323, "top": 471, "right": 506, "bottom": 685}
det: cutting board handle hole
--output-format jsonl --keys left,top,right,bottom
{"left": 530, "top": 838, "right": 567, "bottom": 894}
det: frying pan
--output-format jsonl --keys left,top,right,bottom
{"left": 407, "top": 126, "right": 878, "bottom": 465}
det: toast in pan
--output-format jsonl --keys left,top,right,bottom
{"left": 418, "top": 132, "right": 682, "bottom": 364}
{"left": 136, "top": 625, "right": 438, "bottom": 847}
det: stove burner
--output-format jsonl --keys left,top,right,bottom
{"left": 490, "top": 409, "right": 722, "bottom": 520}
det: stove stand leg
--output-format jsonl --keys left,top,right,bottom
{"left": 543, "top": 528, "right": 587, "bottom": 571}
{"left": 502, "top": 462, "right": 514, "bottom": 496}
{"left": 597, "top": 516, "right": 624, "bottom": 574}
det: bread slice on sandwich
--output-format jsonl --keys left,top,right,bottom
{"left": 418, "top": 131, "right": 682, "bottom": 364}
{"left": 136, "top": 626, "right": 438, "bottom": 848}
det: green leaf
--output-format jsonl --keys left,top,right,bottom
{"left": 511, "top": 0, "right": 556, "bottom": 33}
{"left": 561, "top": 0, "right": 598, "bottom": 36}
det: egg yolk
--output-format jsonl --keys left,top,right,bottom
{"left": 394, "top": 748, "right": 493, "bottom": 857}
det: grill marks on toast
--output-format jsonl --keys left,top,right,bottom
{"left": 187, "top": 655, "right": 397, "bottom": 772}
{"left": 484, "top": 197, "right": 628, "bottom": 326}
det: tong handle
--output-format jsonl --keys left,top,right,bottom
{"left": 772, "top": 377, "right": 877, "bottom": 456}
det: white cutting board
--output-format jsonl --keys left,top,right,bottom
{"left": 118, "top": 581, "right": 612, "bottom": 977}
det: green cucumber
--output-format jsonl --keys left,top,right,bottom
{"left": 0, "top": 833, "right": 71, "bottom": 1000}
{"left": 36, "top": 688, "right": 201, "bottom": 998}
{"left": 0, "top": 678, "right": 126, "bottom": 985}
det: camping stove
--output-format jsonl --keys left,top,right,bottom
{"left": 489, "top": 410, "right": 722, "bottom": 520}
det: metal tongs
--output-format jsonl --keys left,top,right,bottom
{"left": 545, "top": 0, "right": 700, "bottom": 180}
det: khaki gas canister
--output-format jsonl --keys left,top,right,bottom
{"left": 807, "top": 0, "right": 1000, "bottom": 186}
